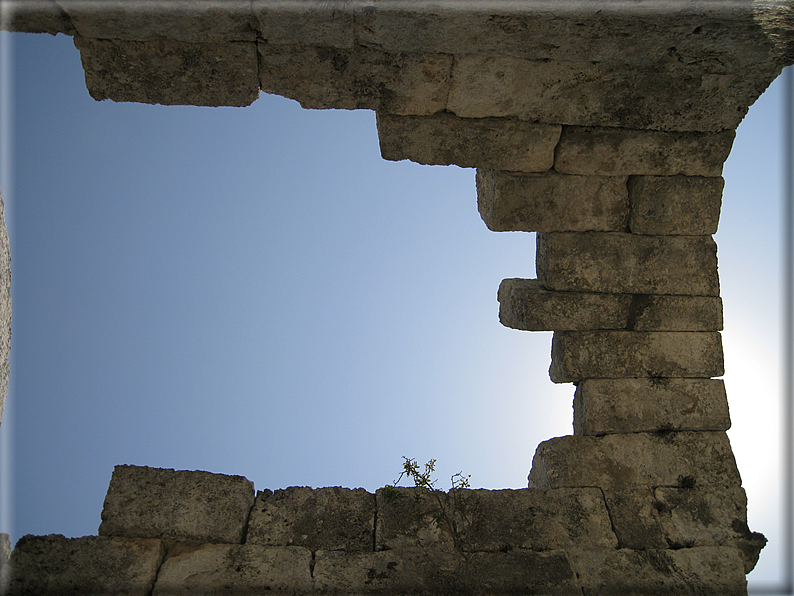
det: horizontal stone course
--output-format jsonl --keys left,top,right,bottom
{"left": 74, "top": 37, "right": 260, "bottom": 107}
{"left": 247, "top": 486, "right": 375, "bottom": 552}
{"left": 629, "top": 175, "right": 724, "bottom": 235}
{"left": 536, "top": 231, "right": 720, "bottom": 296}
{"left": 498, "top": 279, "right": 723, "bottom": 332}
{"left": 549, "top": 330, "right": 724, "bottom": 382}
{"left": 377, "top": 114, "right": 561, "bottom": 171}
{"left": 574, "top": 378, "right": 731, "bottom": 435}
{"left": 528, "top": 432, "right": 742, "bottom": 490}
{"left": 98, "top": 465, "right": 255, "bottom": 545}
{"left": 477, "top": 169, "right": 628, "bottom": 232}
{"left": 5, "top": 535, "right": 164, "bottom": 596}
{"left": 554, "top": 126, "right": 735, "bottom": 176}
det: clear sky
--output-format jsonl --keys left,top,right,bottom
{"left": 0, "top": 30, "right": 790, "bottom": 592}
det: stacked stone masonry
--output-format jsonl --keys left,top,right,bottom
{"left": 4, "top": 1, "right": 793, "bottom": 593}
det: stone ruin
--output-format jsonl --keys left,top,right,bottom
{"left": 1, "top": 0, "right": 793, "bottom": 594}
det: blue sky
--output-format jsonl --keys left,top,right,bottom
{"left": 0, "top": 30, "right": 790, "bottom": 592}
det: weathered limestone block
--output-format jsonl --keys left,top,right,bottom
{"left": 528, "top": 432, "right": 741, "bottom": 490}
{"left": 152, "top": 543, "right": 313, "bottom": 595}
{"left": 629, "top": 175, "right": 724, "bottom": 235}
{"left": 58, "top": 0, "right": 257, "bottom": 42}
{"left": 550, "top": 331, "right": 724, "bottom": 382}
{"left": 536, "top": 232, "right": 720, "bottom": 296}
{"left": 1, "top": 0, "right": 75, "bottom": 35}
{"left": 246, "top": 486, "right": 375, "bottom": 552}
{"left": 252, "top": 1, "right": 354, "bottom": 48}
{"left": 74, "top": 37, "right": 260, "bottom": 107}
{"left": 498, "top": 279, "right": 723, "bottom": 332}
{"left": 375, "top": 487, "right": 617, "bottom": 553}
{"left": 314, "top": 548, "right": 581, "bottom": 595}
{"left": 98, "top": 465, "right": 255, "bottom": 544}
{"left": 568, "top": 547, "right": 748, "bottom": 596}
{"left": 476, "top": 170, "right": 628, "bottom": 232}
{"left": 0, "top": 533, "right": 10, "bottom": 591}
{"left": 574, "top": 378, "right": 731, "bottom": 435}
{"left": 377, "top": 113, "right": 560, "bottom": 171}
{"left": 554, "top": 127, "right": 735, "bottom": 176}
{"left": 5, "top": 535, "right": 164, "bottom": 596}
{"left": 258, "top": 43, "right": 451, "bottom": 115}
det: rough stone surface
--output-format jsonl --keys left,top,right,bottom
{"left": 377, "top": 113, "right": 560, "bottom": 171}
{"left": 375, "top": 487, "right": 617, "bottom": 553}
{"left": 498, "top": 279, "right": 723, "bottom": 332}
{"left": 314, "top": 548, "right": 581, "bottom": 595}
{"left": 477, "top": 169, "right": 628, "bottom": 232}
{"left": 537, "top": 232, "right": 720, "bottom": 296}
{"left": 629, "top": 175, "right": 724, "bottom": 235}
{"left": 0, "top": 533, "right": 10, "bottom": 591}
{"left": 246, "top": 486, "right": 375, "bottom": 552}
{"left": 574, "top": 378, "right": 731, "bottom": 435}
{"left": 5, "top": 535, "right": 164, "bottom": 596}
{"left": 98, "top": 465, "right": 255, "bottom": 544}
{"left": 253, "top": 1, "right": 354, "bottom": 48}
{"left": 0, "top": 190, "right": 10, "bottom": 426}
{"left": 2, "top": 0, "right": 75, "bottom": 35}
{"left": 59, "top": 0, "right": 257, "bottom": 42}
{"left": 152, "top": 543, "right": 313, "bottom": 595}
{"left": 528, "top": 432, "right": 742, "bottom": 490}
{"left": 550, "top": 331, "right": 724, "bottom": 382}
{"left": 554, "top": 127, "right": 735, "bottom": 176}
{"left": 258, "top": 43, "right": 451, "bottom": 115}
{"left": 568, "top": 547, "right": 748, "bottom": 596}
{"left": 74, "top": 37, "right": 260, "bottom": 107}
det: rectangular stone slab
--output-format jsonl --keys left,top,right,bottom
{"left": 98, "top": 465, "right": 255, "bottom": 544}
{"left": 377, "top": 113, "right": 560, "bottom": 171}
{"left": 554, "top": 126, "right": 735, "bottom": 176}
{"left": 5, "top": 535, "right": 164, "bottom": 596}
{"left": 246, "top": 486, "right": 375, "bottom": 552}
{"left": 550, "top": 330, "right": 724, "bottom": 382}
{"left": 574, "top": 378, "right": 731, "bottom": 435}
{"left": 152, "top": 544, "right": 313, "bottom": 595}
{"left": 628, "top": 175, "right": 724, "bottom": 235}
{"left": 477, "top": 169, "right": 628, "bottom": 232}
{"left": 537, "top": 232, "right": 720, "bottom": 296}
{"left": 528, "top": 432, "right": 741, "bottom": 490}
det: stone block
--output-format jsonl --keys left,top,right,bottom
{"left": 376, "top": 487, "right": 617, "bottom": 553}
{"left": 528, "top": 432, "right": 741, "bottom": 490}
{"left": 477, "top": 170, "right": 628, "bottom": 232}
{"left": 377, "top": 113, "right": 560, "bottom": 171}
{"left": 152, "top": 544, "right": 313, "bottom": 595}
{"left": 258, "top": 43, "right": 451, "bottom": 115}
{"left": 314, "top": 548, "right": 581, "bottom": 595}
{"left": 554, "top": 127, "right": 735, "bottom": 177}
{"left": 246, "top": 486, "right": 375, "bottom": 552}
{"left": 59, "top": 0, "right": 257, "bottom": 42}
{"left": 0, "top": 533, "right": 10, "bottom": 591}
{"left": 628, "top": 175, "right": 724, "bottom": 235}
{"left": 536, "top": 232, "right": 720, "bottom": 296}
{"left": 568, "top": 547, "right": 748, "bottom": 596}
{"left": 498, "top": 279, "right": 630, "bottom": 331}
{"left": 74, "top": 37, "right": 259, "bottom": 107}
{"left": 253, "top": 1, "right": 354, "bottom": 48}
{"left": 550, "top": 331, "right": 724, "bottom": 382}
{"left": 99, "top": 465, "right": 255, "bottom": 544}
{"left": 1, "top": 0, "right": 75, "bottom": 35}
{"left": 574, "top": 378, "right": 731, "bottom": 435}
{"left": 626, "top": 294, "right": 723, "bottom": 331}
{"left": 5, "top": 535, "right": 164, "bottom": 596}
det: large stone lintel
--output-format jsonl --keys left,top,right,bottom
{"left": 98, "top": 465, "right": 255, "bottom": 545}
{"left": 550, "top": 330, "right": 724, "bottom": 382}
{"left": 477, "top": 169, "right": 629, "bottom": 232}
{"left": 377, "top": 113, "right": 561, "bottom": 171}
{"left": 74, "top": 36, "right": 260, "bottom": 107}
{"left": 574, "top": 378, "right": 731, "bottom": 435}
{"left": 528, "top": 432, "right": 741, "bottom": 491}
{"left": 498, "top": 279, "right": 723, "bottom": 332}
{"left": 537, "top": 232, "right": 720, "bottom": 296}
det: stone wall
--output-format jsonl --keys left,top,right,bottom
{"left": 3, "top": 1, "right": 793, "bottom": 593}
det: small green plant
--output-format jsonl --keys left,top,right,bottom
{"left": 386, "top": 457, "right": 471, "bottom": 494}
